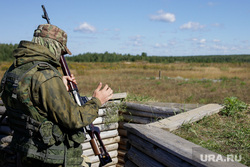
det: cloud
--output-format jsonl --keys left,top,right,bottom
{"left": 191, "top": 38, "right": 206, "bottom": 43}
{"left": 199, "top": 39, "right": 206, "bottom": 43}
{"left": 74, "top": 22, "right": 96, "bottom": 33}
{"left": 207, "top": 2, "right": 216, "bottom": 6}
{"left": 180, "top": 22, "right": 205, "bottom": 30}
{"left": 154, "top": 43, "right": 168, "bottom": 48}
{"left": 213, "top": 39, "right": 220, "bottom": 42}
{"left": 150, "top": 10, "right": 176, "bottom": 23}
{"left": 129, "top": 35, "right": 143, "bottom": 47}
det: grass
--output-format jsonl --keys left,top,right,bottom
{"left": 0, "top": 61, "right": 249, "bottom": 104}
{"left": 76, "top": 62, "right": 249, "bottom": 104}
{"left": 173, "top": 97, "right": 249, "bottom": 166}
{"left": 0, "top": 61, "right": 249, "bottom": 165}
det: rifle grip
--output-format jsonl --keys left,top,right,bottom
{"left": 90, "top": 139, "right": 101, "bottom": 155}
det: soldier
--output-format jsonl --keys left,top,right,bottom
{"left": 0, "top": 24, "right": 113, "bottom": 167}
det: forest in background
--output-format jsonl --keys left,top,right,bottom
{"left": 1, "top": 43, "right": 250, "bottom": 63}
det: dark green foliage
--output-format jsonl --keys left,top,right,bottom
{"left": 66, "top": 52, "right": 250, "bottom": 63}
{"left": 1, "top": 43, "right": 250, "bottom": 63}
{"left": 0, "top": 43, "right": 18, "bottom": 61}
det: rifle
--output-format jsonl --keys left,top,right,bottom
{"left": 41, "top": 5, "right": 50, "bottom": 24}
{"left": 41, "top": 5, "right": 112, "bottom": 166}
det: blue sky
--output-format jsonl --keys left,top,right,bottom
{"left": 1, "top": 0, "right": 250, "bottom": 56}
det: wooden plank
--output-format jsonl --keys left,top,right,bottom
{"left": 118, "top": 121, "right": 126, "bottom": 129}
{"left": 126, "top": 146, "right": 165, "bottom": 167}
{"left": 118, "top": 156, "right": 125, "bottom": 164}
{"left": 111, "top": 92, "right": 127, "bottom": 100}
{"left": 118, "top": 150, "right": 126, "bottom": 157}
{"left": 124, "top": 160, "right": 138, "bottom": 167}
{"left": 124, "top": 108, "right": 173, "bottom": 118}
{"left": 143, "top": 102, "right": 204, "bottom": 111}
{"left": 122, "top": 114, "right": 152, "bottom": 124}
{"left": 118, "top": 144, "right": 127, "bottom": 151}
{"left": 124, "top": 123, "right": 246, "bottom": 167}
{"left": 118, "top": 129, "right": 127, "bottom": 137}
{"left": 118, "top": 137, "right": 128, "bottom": 145}
{"left": 127, "top": 132, "right": 193, "bottom": 167}
{"left": 148, "top": 104, "right": 224, "bottom": 131}
{"left": 125, "top": 102, "right": 183, "bottom": 114}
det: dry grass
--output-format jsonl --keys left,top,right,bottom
{"left": 1, "top": 61, "right": 249, "bottom": 165}
{"left": 67, "top": 62, "right": 250, "bottom": 104}
{"left": 1, "top": 61, "right": 249, "bottom": 104}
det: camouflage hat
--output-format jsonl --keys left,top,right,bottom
{"left": 33, "top": 24, "right": 72, "bottom": 55}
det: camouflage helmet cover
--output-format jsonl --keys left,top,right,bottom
{"left": 33, "top": 24, "right": 72, "bottom": 55}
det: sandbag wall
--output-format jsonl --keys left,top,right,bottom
{"left": 0, "top": 93, "right": 127, "bottom": 167}
{"left": 0, "top": 100, "right": 15, "bottom": 166}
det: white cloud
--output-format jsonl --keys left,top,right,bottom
{"left": 154, "top": 43, "right": 168, "bottom": 48}
{"left": 150, "top": 10, "right": 176, "bottom": 23}
{"left": 74, "top": 22, "right": 96, "bottom": 33}
{"left": 180, "top": 22, "right": 205, "bottom": 30}
{"left": 129, "top": 35, "right": 143, "bottom": 46}
{"left": 200, "top": 39, "right": 206, "bottom": 43}
{"left": 213, "top": 39, "right": 220, "bottom": 42}
{"left": 207, "top": 2, "right": 216, "bottom": 6}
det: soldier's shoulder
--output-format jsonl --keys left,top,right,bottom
{"left": 33, "top": 64, "right": 61, "bottom": 82}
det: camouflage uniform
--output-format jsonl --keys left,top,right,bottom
{"left": 0, "top": 24, "right": 101, "bottom": 167}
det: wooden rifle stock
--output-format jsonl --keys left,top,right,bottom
{"left": 59, "top": 55, "right": 112, "bottom": 166}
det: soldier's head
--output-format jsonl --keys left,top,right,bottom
{"left": 32, "top": 24, "right": 71, "bottom": 60}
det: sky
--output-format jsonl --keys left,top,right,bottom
{"left": 0, "top": 0, "right": 250, "bottom": 56}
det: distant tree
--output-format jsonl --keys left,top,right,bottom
{"left": 0, "top": 43, "right": 18, "bottom": 61}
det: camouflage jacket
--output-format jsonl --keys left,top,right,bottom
{"left": 0, "top": 41, "right": 101, "bottom": 166}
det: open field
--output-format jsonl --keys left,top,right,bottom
{"left": 1, "top": 61, "right": 249, "bottom": 104}
{"left": 0, "top": 61, "right": 249, "bottom": 165}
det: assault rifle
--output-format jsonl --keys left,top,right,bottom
{"left": 41, "top": 5, "right": 112, "bottom": 166}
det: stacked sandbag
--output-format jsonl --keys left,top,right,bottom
{"left": 0, "top": 100, "right": 16, "bottom": 167}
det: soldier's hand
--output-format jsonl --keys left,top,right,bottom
{"left": 62, "top": 74, "right": 77, "bottom": 91}
{"left": 92, "top": 82, "right": 113, "bottom": 105}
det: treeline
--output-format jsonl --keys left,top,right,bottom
{"left": 0, "top": 43, "right": 18, "bottom": 61}
{"left": 66, "top": 52, "right": 250, "bottom": 63}
{"left": 1, "top": 43, "right": 250, "bottom": 63}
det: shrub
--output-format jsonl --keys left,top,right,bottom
{"left": 220, "top": 97, "right": 248, "bottom": 117}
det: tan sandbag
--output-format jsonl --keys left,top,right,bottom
{"left": 0, "top": 135, "right": 12, "bottom": 144}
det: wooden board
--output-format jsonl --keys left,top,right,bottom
{"left": 148, "top": 104, "right": 224, "bottom": 131}
{"left": 126, "top": 146, "right": 165, "bottom": 167}
{"left": 124, "top": 123, "right": 246, "bottom": 167}
{"left": 125, "top": 102, "right": 183, "bottom": 114}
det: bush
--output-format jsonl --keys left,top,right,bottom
{"left": 220, "top": 97, "right": 248, "bottom": 117}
